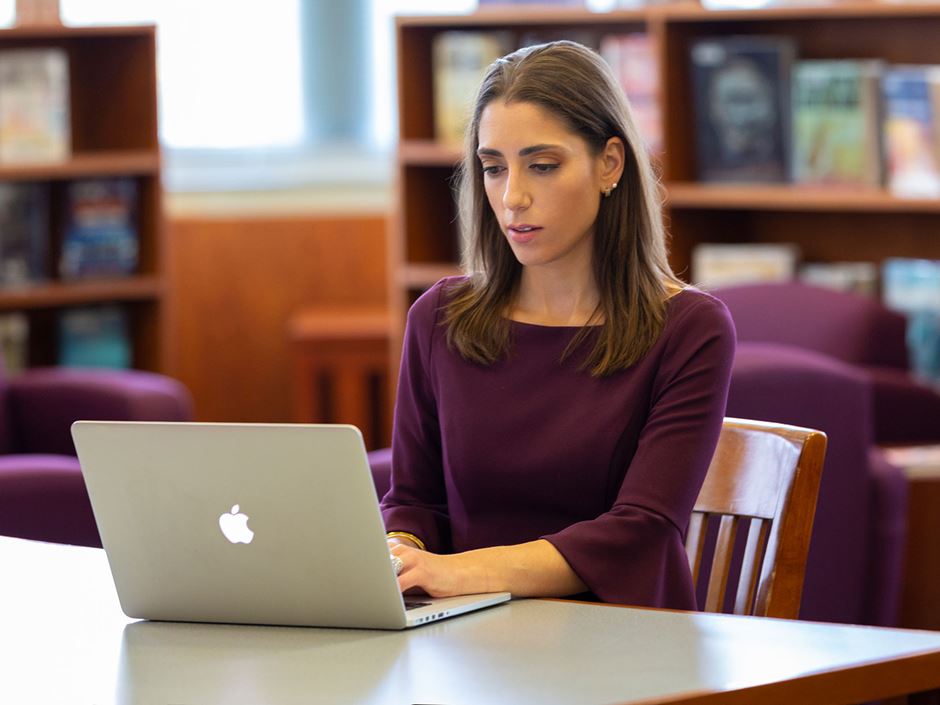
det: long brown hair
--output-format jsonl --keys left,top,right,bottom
{"left": 444, "top": 40, "right": 683, "bottom": 376}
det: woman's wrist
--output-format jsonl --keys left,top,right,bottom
{"left": 386, "top": 531, "right": 426, "bottom": 551}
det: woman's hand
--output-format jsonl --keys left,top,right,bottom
{"left": 386, "top": 538, "right": 587, "bottom": 599}
{"left": 388, "top": 542, "right": 489, "bottom": 597}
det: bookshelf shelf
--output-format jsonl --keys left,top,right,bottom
{"left": 0, "top": 23, "right": 166, "bottom": 372}
{"left": 0, "top": 150, "right": 159, "bottom": 181}
{"left": 0, "top": 276, "right": 162, "bottom": 310}
{"left": 666, "top": 184, "right": 940, "bottom": 213}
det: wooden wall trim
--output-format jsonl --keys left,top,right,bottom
{"left": 166, "top": 214, "right": 387, "bottom": 423}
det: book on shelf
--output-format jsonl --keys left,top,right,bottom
{"left": 881, "top": 65, "right": 940, "bottom": 198}
{"left": 0, "top": 48, "right": 70, "bottom": 164}
{"left": 791, "top": 60, "right": 884, "bottom": 187}
{"left": 799, "top": 261, "right": 878, "bottom": 297}
{"left": 882, "top": 258, "right": 940, "bottom": 385}
{"left": 432, "top": 31, "right": 513, "bottom": 145}
{"left": 881, "top": 444, "right": 940, "bottom": 481}
{"left": 690, "top": 35, "right": 797, "bottom": 183}
{"left": 600, "top": 33, "right": 663, "bottom": 154}
{"left": 59, "top": 178, "right": 139, "bottom": 281}
{"left": 0, "top": 181, "right": 49, "bottom": 287}
{"left": 0, "top": 312, "right": 28, "bottom": 375}
{"left": 58, "top": 304, "right": 131, "bottom": 369}
{"left": 692, "top": 242, "right": 800, "bottom": 289}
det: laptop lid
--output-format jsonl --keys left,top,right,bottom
{"left": 71, "top": 421, "right": 508, "bottom": 630}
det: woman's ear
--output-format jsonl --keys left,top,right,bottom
{"left": 598, "top": 136, "right": 626, "bottom": 188}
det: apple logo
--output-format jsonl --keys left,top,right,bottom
{"left": 219, "top": 504, "right": 254, "bottom": 544}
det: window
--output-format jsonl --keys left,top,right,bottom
{"left": 4, "top": 0, "right": 478, "bottom": 191}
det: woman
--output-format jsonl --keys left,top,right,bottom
{"left": 382, "top": 41, "right": 735, "bottom": 609}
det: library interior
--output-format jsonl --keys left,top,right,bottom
{"left": 3, "top": 0, "right": 940, "bottom": 703}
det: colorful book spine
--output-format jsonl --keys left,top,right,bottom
{"left": 0, "top": 312, "right": 29, "bottom": 374}
{"left": 692, "top": 242, "right": 800, "bottom": 289}
{"left": 0, "top": 181, "right": 49, "bottom": 287}
{"left": 690, "top": 35, "right": 796, "bottom": 183}
{"left": 882, "top": 65, "right": 940, "bottom": 198}
{"left": 791, "top": 60, "right": 883, "bottom": 187}
{"left": 59, "top": 178, "right": 139, "bottom": 280}
{"left": 0, "top": 48, "right": 70, "bottom": 163}
{"left": 432, "top": 31, "right": 512, "bottom": 145}
{"left": 600, "top": 33, "right": 663, "bottom": 154}
{"left": 58, "top": 304, "right": 131, "bottom": 369}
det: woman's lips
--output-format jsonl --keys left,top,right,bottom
{"left": 508, "top": 225, "right": 541, "bottom": 244}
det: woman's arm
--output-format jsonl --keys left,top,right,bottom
{"left": 389, "top": 538, "right": 587, "bottom": 598}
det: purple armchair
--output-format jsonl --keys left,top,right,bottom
{"left": 714, "top": 282, "right": 940, "bottom": 444}
{"left": 727, "top": 343, "right": 906, "bottom": 626}
{"left": 0, "top": 367, "right": 193, "bottom": 547}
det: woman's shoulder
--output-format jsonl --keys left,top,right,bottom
{"left": 407, "top": 275, "right": 470, "bottom": 326}
{"left": 664, "top": 286, "right": 736, "bottom": 337}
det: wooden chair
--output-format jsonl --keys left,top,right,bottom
{"left": 686, "top": 418, "right": 827, "bottom": 619}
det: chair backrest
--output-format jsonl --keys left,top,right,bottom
{"left": 686, "top": 417, "right": 827, "bottom": 619}
{"left": 714, "top": 282, "right": 909, "bottom": 369}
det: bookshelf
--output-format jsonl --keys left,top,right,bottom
{"left": 0, "top": 23, "right": 165, "bottom": 372}
{"left": 392, "top": 4, "right": 940, "bottom": 370}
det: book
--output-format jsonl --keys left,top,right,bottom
{"left": 882, "top": 258, "right": 940, "bottom": 384}
{"left": 799, "top": 261, "right": 878, "bottom": 296}
{"left": 59, "top": 178, "right": 139, "bottom": 281}
{"left": 0, "top": 181, "right": 49, "bottom": 286}
{"left": 881, "top": 65, "right": 940, "bottom": 198}
{"left": 791, "top": 60, "right": 884, "bottom": 187}
{"left": 0, "top": 48, "right": 70, "bottom": 163}
{"left": 882, "top": 445, "right": 940, "bottom": 480}
{"left": 432, "top": 31, "right": 512, "bottom": 145}
{"left": 692, "top": 242, "right": 800, "bottom": 289}
{"left": 600, "top": 33, "right": 663, "bottom": 154}
{"left": 690, "top": 36, "right": 797, "bottom": 183}
{"left": 0, "top": 312, "right": 28, "bottom": 374}
{"left": 58, "top": 304, "right": 131, "bottom": 369}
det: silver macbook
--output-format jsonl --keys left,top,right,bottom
{"left": 71, "top": 421, "right": 510, "bottom": 630}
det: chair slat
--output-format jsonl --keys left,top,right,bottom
{"left": 733, "top": 518, "right": 770, "bottom": 616}
{"left": 704, "top": 515, "right": 739, "bottom": 613}
{"left": 685, "top": 513, "right": 708, "bottom": 584}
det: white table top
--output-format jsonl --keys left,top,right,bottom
{"left": 3, "top": 536, "right": 940, "bottom": 705}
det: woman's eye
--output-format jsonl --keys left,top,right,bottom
{"left": 482, "top": 165, "right": 505, "bottom": 176}
{"left": 531, "top": 163, "right": 559, "bottom": 174}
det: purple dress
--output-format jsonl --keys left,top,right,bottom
{"left": 381, "top": 277, "right": 736, "bottom": 609}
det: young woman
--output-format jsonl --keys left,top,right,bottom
{"left": 381, "top": 41, "right": 735, "bottom": 610}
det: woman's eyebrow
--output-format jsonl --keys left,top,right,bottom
{"left": 477, "top": 144, "right": 564, "bottom": 157}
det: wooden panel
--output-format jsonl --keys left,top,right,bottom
{"left": 166, "top": 215, "right": 387, "bottom": 423}
{"left": 900, "top": 477, "right": 940, "bottom": 630}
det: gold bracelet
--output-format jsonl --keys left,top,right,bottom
{"left": 386, "top": 531, "right": 426, "bottom": 551}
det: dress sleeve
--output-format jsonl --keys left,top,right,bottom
{"left": 542, "top": 295, "right": 736, "bottom": 608}
{"left": 380, "top": 282, "right": 452, "bottom": 553}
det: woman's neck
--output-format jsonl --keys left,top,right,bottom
{"left": 509, "top": 266, "right": 601, "bottom": 327}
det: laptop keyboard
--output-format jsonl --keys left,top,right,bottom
{"left": 404, "top": 601, "right": 431, "bottom": 610}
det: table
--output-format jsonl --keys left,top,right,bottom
{"left": 882, "top": 444, "right": 940, "bottom": 630}
{"left": 3, "top": 536, "right": 940, "bottom": 705}
{"left": 287, "top": 305, "right": 391, "bottom": 450}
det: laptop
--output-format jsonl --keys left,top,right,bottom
{"left": 71, "top": 421, "right": 510, "bottom": 630}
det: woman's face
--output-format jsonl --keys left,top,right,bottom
{"left": 477, "top": 100, "right": 619, "bottom": 272}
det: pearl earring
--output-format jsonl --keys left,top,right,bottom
{"left": 603, "top": 182, "right": 618, "bottom": 198}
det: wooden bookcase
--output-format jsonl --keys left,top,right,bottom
{"left": 0, "top": 24, "right": 165, "bottom": 372}
{"left": 392, "top": 3, "right": 940, "bottom": 369}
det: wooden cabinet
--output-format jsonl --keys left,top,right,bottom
{"left": 392, "top": 4, "right": 940, "bottom": 368}
{"left": 0, "top": 25, "right": 165, "bottom": 372}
